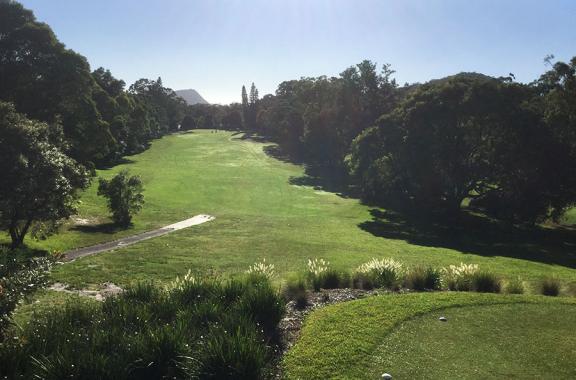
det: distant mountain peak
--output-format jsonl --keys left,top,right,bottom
{"left": 175, "top": 89, "right": 209, "bottom": 105}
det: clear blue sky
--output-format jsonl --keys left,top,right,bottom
{"left": 19, "top": 0, "right": 576, "bottom": 104}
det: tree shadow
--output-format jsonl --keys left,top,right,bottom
{"left": 359, "top": 208, "right": 576, "bottom": 268}
{"left": 70, "top": 222, "right": 131, "bottom": 234}
{"left": 231, "top": 131, "right": 272, "bottom": 144}
{"left": 98, "top": 157, "right": 136, "bottom": 170}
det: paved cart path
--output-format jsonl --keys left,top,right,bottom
{"left": 64, "top": 214, "right": 215, "bottom": 261}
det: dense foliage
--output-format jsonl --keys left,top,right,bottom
{"left": 0, "top": 247, "right": 53, "bottom": 339}
{"left": 1, "top": 274, "right": 285, "bottom": 379}
{"left": 350, "top": 69, "right": 576, "bottom": 223}
{"left": 0, "top": 102, "right": 90, "bottom": 247}
{"left": 0, "top": 0, "right": 188, "bottom": 166}
{"left": 98, "top": 170, "right": 145, "bottom": 226}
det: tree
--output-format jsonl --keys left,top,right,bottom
{"left": 0, "top": 1, "right": 117, "bottom": 164}
{"left": 242, "top": 86, "right": 250, "bottom": 128}
{"left": 0, "top": 102, "right": 90, "bottom": 248}
{"left": 350, "top": 72, "right": 576, "bottom": 223}
{"left": 97, "top": 170, "right": 144, "bottom": 226}
{"left": 180, "top": 114, "right": 196, "bottom": 130}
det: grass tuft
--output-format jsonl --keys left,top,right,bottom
{"left": 539, "top": 277, "right": 561, "bottom": 296}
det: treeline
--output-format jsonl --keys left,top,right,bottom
{"left": 0, "top": 0, "right": 188, "bottom": 167}
{"left": 230, "top": 59, "right": 576, "bottom": 224}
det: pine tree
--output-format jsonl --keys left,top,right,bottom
{"left": 248, "top": 83, "right": 259, "bottom": 131}
{"left": 241, "top": 85, "right": 249, "bottom": 128}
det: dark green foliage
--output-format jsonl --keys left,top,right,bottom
{"left": 309, "top": 270, "right": 350, "bottom": 291}
{"left": 97, "top": 170, "right": 144, "bottom": 226}
{"left": 0, "top": 247, "right": 52, "bottom": 338}
{"left": 236, "top": 279, "right": 285, "bottom": 337}
{"left": 0, "top": 276, "right": 284, "bottom": 379}
{"left": 351, "top": 66, "right": 576, "bottom": 224}
{"left": 471, "top": 271, "right": 502, "bottom": 293}
{"left": 0, "top": 102, "right": 90, "bottom": 247}
{"left": 540, "top": 277, "right": 561, "bottom": 296}
{"left": 352, "top": 272, "right": 376, "bottom": 290}
{"left": 405, "top": 266, "right": 441, "bottom": 291}
{"left": 0, "top": 1, "right": 188, "bottom": 165}
{"left": 282, "top": 276, "right": 308, "bottom": 309}
{"left": 193, "top": 318, "right": 269, "bottom": 379}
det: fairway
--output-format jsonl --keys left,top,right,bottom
{"left": 11, "top": 130, "right": 576, "bottom": 288}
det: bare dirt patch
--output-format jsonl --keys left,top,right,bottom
{"left": 49, "top": 282, "right": 124, "bottom": 301}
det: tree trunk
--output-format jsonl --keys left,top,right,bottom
{"left": 9, "top": 219, "right": 32, "bottom": 249}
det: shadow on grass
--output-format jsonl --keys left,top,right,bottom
{"left": 98, "top": 157, "right": 137, "bottom": 170}
{"left": 70, "top": 222, "right": 131, "bottom": 234}
{"left": 359, "top": 208, "right": 576, "bottom": 269}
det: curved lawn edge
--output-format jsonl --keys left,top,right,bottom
{"left": 282, "top": 292, "right": 576, "bottom": 380}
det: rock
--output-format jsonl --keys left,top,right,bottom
{"left": 439, "top": 316, "right": 447, "bottom": 322}
{"left": 382, "top": 373, "right": 392, "bottom": 379}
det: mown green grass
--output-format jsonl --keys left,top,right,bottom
{"left": 374, "top": 303, "right": 576, "bottom": 379}
{"left": 283, "top": 292, "right": 576, "bottom": 380}
{"left": 3, "top": 130, "right": 575, "bottom": 288}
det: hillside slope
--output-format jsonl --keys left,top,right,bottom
{"left": 175, "top": 89, "right": 208, "bottom": 105}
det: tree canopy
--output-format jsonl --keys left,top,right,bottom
{"left": 0, "top": 101, "right": 90, "bottom": 247}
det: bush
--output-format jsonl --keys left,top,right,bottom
{"left": 282, "top": 276, "right": 308, "bottom": 309}
{"left": 0, "top": 249, "right": 53, "bottom": 338}
{"left": 504, "top": 277, "right": 525, "bottom": 294}
{"left": 354, "top": 258, "right": 404, "bottom": 290}
{"left": 540, "top": 277, "right": 561, "bottom": 296}
{"left": 193, "top": 318, "right": 269, "bottom": 379}
{"left": 471, "top": 271, "right": 501, "bottom": 293}
{"left": 404, "top": 266, "right": 441, "bottom": 291}
{"left": 97, "top": 169, "right": 144, "bottom": 226}
{"left": 441, "top": 263, "right": 478, "bottom": 291}
{"left": 0, "top": 274, "right": 285, "bottom": 379}
{"left": 236, "top": 278, "right": 285, "bottom": 337}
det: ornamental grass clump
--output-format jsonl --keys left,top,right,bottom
{"left": 471, "top": 271, "right": 501, "bottom": 293}
{"left": 539, "top": 277, "right": 561, "bottom": 296}
{"left": 353, "top": 258, "right": 404, "bottom": 290}
{"left": 504, "top": 277, "right": 525, "bottom": 294}
{"left": 307, "top": 258, "right": 328, "bottom": 291}
{"left": 404, "top": 266, "right": 441, "bottom": 291}
{"left": 441, "top": 263, "right": 479, "bottom": 291}
{"left": 246, "top": 259, "right": 276, "bottom": 281}
{"left": 282, "top": 276, "right": 308, "bottom": 309}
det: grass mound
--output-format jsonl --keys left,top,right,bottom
{"left": 1, "top": 275, "right": 284, "bottom": 379}
{"left": 283, "top": 292, "right": 576, "bottom": 379}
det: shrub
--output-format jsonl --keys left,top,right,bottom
{"left": 192, "top": 318, "right": 269, "bottom": 379}
{"left": 471, "top": 271, "right": 501, "bottom": 293}
{"left": 354, "top": 258, "right": 404, "bottom": 290}
{"left": 352, "top": 272, "right": 375, "bottom": 290}
{"left": 0, "top": 251, "right": 53, "bottom": 338}
{"left": 282, "top": 276, "right": 308, "bottom": 309}
{"left": 97, "top": 169, "right": 144, "bottom": 226}
{"left": 236, "top": 278, "right": 285, "bottom": 337}
{"left": 306, "top": 258, "right": 349, "bottom": 291}
{"left": 441, "top": 263, "right": 479, "bottom": 291}
{"left": 0, "top": 274, "right": 284, "bottom": 379}
{"left": 504, "top": 277, "right": 525, "bottom": 294}
{"left": 540, "top": 277, "right": 561, "bottom": 296}
{"left": 404, "top": 266, "right": 441, "bottom": 291}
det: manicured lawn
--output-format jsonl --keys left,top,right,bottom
{"left": 3, "top": 130, "right": 576, "bottom": 288}
{"left": 283, "top": 292, "right": 576, "bottom": 380}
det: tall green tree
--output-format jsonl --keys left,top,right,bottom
{"left": 0, "top": 102, "right": 90, "bottom": 247}
{"left": 350, "top": 72, "right": 576, "bottom": 223}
